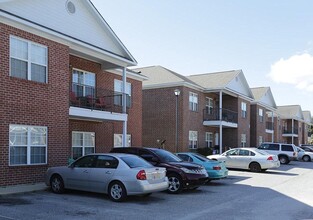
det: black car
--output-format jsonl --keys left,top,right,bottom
{"left": 110, "top": 147, "right": 209, "bottom": 193}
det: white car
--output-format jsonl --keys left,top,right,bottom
{"left": 296, "top": 147, "right": 313, "bottom": 162}
{"left": 207, "top": 148, "right": 280, "bottom": 172}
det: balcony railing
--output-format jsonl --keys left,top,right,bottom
{"left": 266, "top": 121, "right": 274, "bottom": 130}
{"left": 283, "top": 128, "right": 298, "bottom": 135}
{"left": 203, "top": 108, "right": 238, "bottom": 123}
{"left": 69, "top": 84, "right": 130, "bottom": 113}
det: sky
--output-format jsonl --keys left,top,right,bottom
{"left": 92, "top": 0, "right": 313, "bottom": 115}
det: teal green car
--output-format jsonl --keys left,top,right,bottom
{"left": 176, "top": 152, "right": 228, "bottom": 181}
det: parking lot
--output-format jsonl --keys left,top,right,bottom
{"left": 0, "top": 161, "right": 313, "bottom": 220}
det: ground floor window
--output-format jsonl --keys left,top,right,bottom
{"left": 205, "top": 132, "right": 213, "bottom": 148}
{"left": 72, "top": 132, "right": 95, "bottom": 160}
{"left": 9, "top": 125, "right": 47, "bottom": 165}
{"left": 258, "top": 136, "right": 263, "bottom": 146}
{"left": 189, "top": 131, "right": 198, "bottom": 149}
{"left": 241, "top": 134, "right": 247, "bottom": 147}
{"left": 114, "top": 134, "right": 131, "bottom": 147}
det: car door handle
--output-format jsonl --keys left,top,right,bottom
{"left": 105, "top": 171, "right": 112, "bottom": 174}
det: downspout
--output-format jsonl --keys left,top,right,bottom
{"left": 122, "top": 67, "right": 127, "bottom": 147}
{"left": 219, "top": 91, "right": 223, "bottom": 153}
{"left": 292, "top": 119, "right": 294, "bottom": 144}
{"left": 271, "top": 111, "right": 274, "bottom": 142}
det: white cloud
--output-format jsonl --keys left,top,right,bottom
{"left": 268, "top": 53, "right": 313, "bottom": 92}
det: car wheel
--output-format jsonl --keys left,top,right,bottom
{"left": 302, "top": 155, "right": 311, "bottom": 162}
{"left": 50, "top": 175, "right": 65, "bottom": 194}
{"left": 249, "top": 162, "right": 261, "bottom": 172}
{"left": 108, "top": 181, "right": 127, "bottom": 202}
{"left": 279, "top": 155, "right": 289, "bottom": 164}
{"left": 167, "top": 174, "right": 183, "bottom": 194}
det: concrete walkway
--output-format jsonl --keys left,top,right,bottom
{"left": 0, "top": 183, "right": 47, "bottom": 195}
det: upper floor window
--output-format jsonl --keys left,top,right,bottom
{"left": 72, "top": 69, "right": 95, "bottom": 98}
{"left": 72, "top": 131, "right": 95, "bottom": 160}
{"left": 205, "top": 97, "right": 214, "bottom": 114}
{"left": 189, "top": 131, "right": 198, "bottom": 149}
{"left": 114, "top": 79, "right": 132, "bottom": 107}
{"left": 241, "top": 102, "right": 247, "bottom": 118}
{"left": 205, "top": 132, "right": 213, "bottom": 148}
{"left": 259, "top": 108, "right": 263, "bottom": 122}
{"left": 9, "top": 125, "right": 47, "bottom": 165}
{"left": 10, "top": 36, "right": 48, "bottom": 83}
{"left": 189, "top": 92, "right": 198, "bottom": 111}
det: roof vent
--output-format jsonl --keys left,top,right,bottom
{"left": 66, "top": 1, "right": 76, "bottom": 14}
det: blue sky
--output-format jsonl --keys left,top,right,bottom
{"left": 92, "top": 0, "right": 313, "bottom": 114}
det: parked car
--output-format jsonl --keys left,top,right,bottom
{"left": 299, "top": 145, "right": 313, "bottom": 152}
{"left": 207, "top": 148, "right": 280, "bottom": 172}
{"left": 110, "top": 147, "right": 208, "bottom": 193}
{"left": 45, "top": 153, "right": 168, "bottom": 202}
{"left": 296, "top": 147, "right": 313, "bottom": 162}
{"left": 176, "top": 152, "right": 228, "bottom": 181}
{"left": 258, "top": 142, "right": 298, "bottom": 164}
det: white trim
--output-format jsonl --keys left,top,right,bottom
{"left": 108, "top": 68, "right": 148, "bottom": 81}
{"left": 69, "top": 107, "right": 127, "bottom": 122}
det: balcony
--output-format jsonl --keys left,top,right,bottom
{"left": 266, "top": 121, "right": 274, "bottom": 133}
{"left": 203, "top": 108, "right": 238, "bottom": 128}
{"left": 69, "top": 84, "right": 130, "bottom": 122}
{"left": 282, "top": 128, "right": 299, "bottom": 137}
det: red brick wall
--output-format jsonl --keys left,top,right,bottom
{"left": 250, "top": 105, "right": 268, "bottom": 146}
{"left": 0, "top": 23, "right": 70, "bottom": 186}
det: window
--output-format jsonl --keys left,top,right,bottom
{"left": 9, "top": 125, "right": 47, "bottom": 165}
{"left": 281, "top": 145, "right": 294, "bottom": 152}
{"left": 114, "top": 79, "right": 131, "bottom": 107}
{"left": 114, "top": 134, "right": 131, "bottom": 147}
{"left": 259, "top": 143, "right": 279, "bottom": 150}
{"left": 96, "top": 155, "right": 119, "bottom": 169}
{"left": 241, "top": 102, "right": 247, "bottom": 118}
{"left": 240, "top": 134, "right": 246, "bottom": 147}
{"left": 72, "top": 132, "right": 95, "bottom": 160}
{"left": 189, "top": 131, "right": 198, "bottom": 149}
{"left": 239, "top": 149, "right": 250, "bottom": 156}
{"left": 258, "top": 136, "right": 263, "bottom": 146}
{"left": 205, "top": 97, "right": 214, "bottom": 114}
{"left": 205, "top": 132, "right": 213, "bottom": 148}
{"left": 189, "top": 92, "right": 198, "bottom": 111}
{"left": 259, "top": 109, "right": 263, "bottom": 122}
{"left": 72, "top": 69, "right": 95, "bottom": 97}
{"left": 72, "top": 155, "right": 97, "bottom": 168}
{"left": 10, "top": 36, "right": 48, "bottom": 83}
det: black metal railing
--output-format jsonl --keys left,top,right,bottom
{"left": 266, "top": 121, "right": 274, "bottom": 130}
{"left": 283, "top": 128, "right": 298, "bottom": 135}
{"left": 203, "top": 108, "right": 238, "bottom": 123}
{"left": 69, "top": 84, "right": 130, "bottom": 113}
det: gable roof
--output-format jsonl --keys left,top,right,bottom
{"left": 134, "top": 66, "right": 202, "bottom": 90}
{"left": 277, "top": 105, "right": 304, "bottom": 121}
{"left": 303, "top": 111, "right": 313, "bottom": 125}
{"left": 187, "top": 70, "right": 254, "bottom": 100}
{"left": 0, "top": 0, "right": 136, "bottom": 67}
{"left": 251, "top": 87, "right": 277, "bottom": 110}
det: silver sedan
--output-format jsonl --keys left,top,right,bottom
{"left": 207, "top": 148, "right": 280, "bottom": 172}
{"left": 45, "top": 153, "right": 168, "bottom": 202}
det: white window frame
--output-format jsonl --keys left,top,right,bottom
{"left": 189, "top": 92, "right": 198, "bottom": 111}
{"left": 72, "top": 68, "right": 96, "bottom": 97}
{"left": 258, "top": 136, "right": 263, "bottom": 146}
{"left": 241, "top": 134, "right": 247, "bottom": 147}
{"left": 241, "top": 102, "right": 247, "bottom": 118}
{"left": 9, "top": 125, "right": 47, "bottom": 166}
{"left": 205, "top": 97, "right": 214, "bottom": 114}
{"left": 205, "top": 132, "right": 213, "bottom": 148}
{"left": 10, "top": 36, "right": 48, "bottom": 83}
{"left": 72, "top": 131, "right": 95, "bottom": 159}
{"left": 189, "top": 131, "right": 198, "bottom": 149}
{"left": 114, "top": 79, "right": 132, "bottom": 107}
{"left": 259, "top": 108, "right": 264, "bottom": 122}
{"left": 114, "top": 134, "right": 131, "bottom": 147}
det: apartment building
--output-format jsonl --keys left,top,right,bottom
{"left": 250, "top": 87, "right": 277, "bottom": 147}
{"left": 0, "top": 0, "right": 144, "bottom": 187}
{"left": 136, "top": 66, "right": 254, "bottom": 154}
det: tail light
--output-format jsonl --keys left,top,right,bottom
{"left": 267, "top": 156, "right": 273, "bottom": 161}
{"left": 136, "top": 170, "right": 147, "bottom": 180}
{"left": 213, "top": 166, "right": 221, "bottom": 170}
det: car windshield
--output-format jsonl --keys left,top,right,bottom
{"left": 120, "top": 155, "right": 154, "bottom": 168}
{"left": 151, "top": 149, "right": 183, "bottom": 163}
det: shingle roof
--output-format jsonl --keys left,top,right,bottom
{"left": 187, "top": 70, "right": 241, "bottom": 89}
{"left": 251, "top": 87, "right": 268, "bottom": 101}
{"left": 303, "top": 111, "right": 312, "bottom": 124}
{"left": 277, "top": 105, "right": 304, "bottom": 119}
